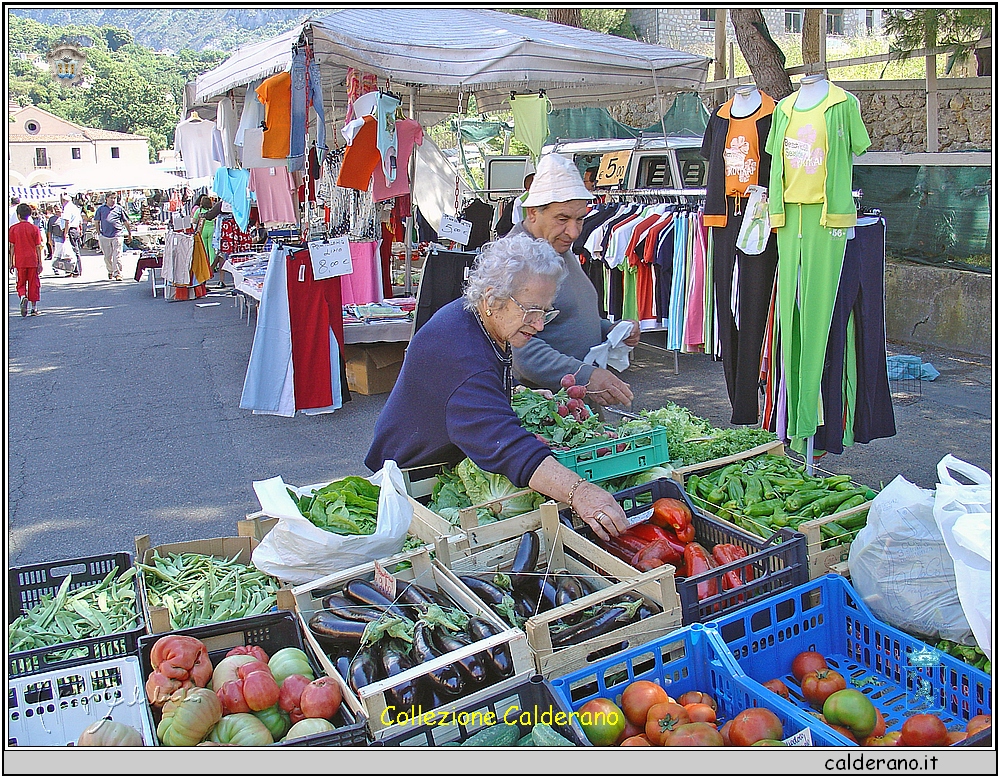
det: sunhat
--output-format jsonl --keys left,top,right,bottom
{"left": 522, "top": 153, "right": 594, "bottom": 207}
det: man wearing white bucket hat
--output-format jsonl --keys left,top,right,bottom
{"left": 509, "top": 153, "right": 640, "bottom": 406}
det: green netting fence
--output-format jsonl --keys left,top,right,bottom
{"left": 853, "top": 164, "right": 992, "bottom": 273}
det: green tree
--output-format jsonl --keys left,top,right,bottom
{"left": 101, "top": 25, "right": 133, "bottom": 51}
{"left": 883, "top": 9, "right": 992, "bottom": 76}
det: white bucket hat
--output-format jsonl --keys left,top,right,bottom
{"left": 522, "top": 153, "right": 594, "bottom": 207}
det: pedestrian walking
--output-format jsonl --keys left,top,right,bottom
{"left": 8, "top": 202, "right": 44, "bottom": 317}
{"left": 93, "top": 192, "right": 133, "bottom": 280}
{"left": 57, "top": 192, "right": 84, "bottom": 277}
{"left": 45, "top": 203, "right": 63, "bottom": 261}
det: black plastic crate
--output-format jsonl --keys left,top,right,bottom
{"left": 561, "top": 478, "right": 808, "bottom": 625}
{"left": 9, "top": 552, "right": 145, "bottom": 679}
{"left": 138, "top": 611, "right": 369, "bottom": 747}
{"left": 371, "top": 673, "right": 589, "bottom": 747}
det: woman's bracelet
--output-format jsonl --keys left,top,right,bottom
{"left": 565, "top": 476, "right": 587, "bottom": 509}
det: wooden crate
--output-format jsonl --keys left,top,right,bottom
{"left": 671, "top": 439, "right": 786, "bottom": 483}
{"left": 134, "top": 534, "right": 294, "bottom": 635}
{"left": 796, "top": 501, "right": 871, "bottom": 579}
{"left": 444, "top": 503, "right": 682, "bottom": 679}
{"left": 291, "top": 549, "right": 533, "bottom": 735}
{"left": 402, "top": 465, "right": 561, "bottom": 554}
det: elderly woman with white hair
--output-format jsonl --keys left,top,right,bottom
{"left": 366, "top": 232, "right": 628, "bottom": 540}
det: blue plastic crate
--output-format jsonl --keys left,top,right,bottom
{"left": 708, "top": 574, "right": 993, "bottom": 745}
{"left": 550, "top": 623, "right": 842, "bottom": 746}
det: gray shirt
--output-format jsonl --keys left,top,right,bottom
{"left": 509, "top": 221, "right": 614, "bottom": 392}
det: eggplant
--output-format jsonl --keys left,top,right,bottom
{"left": 412, "top": 621, "right": 465, "bottom": 697}
{"left": 510, "top": 531, "right": 540, "bottom": 592}
{"left": 513, "top": 591, "right": 537, "bottom": 618}
{"left": 575, "top": 574, "right": 599, "bottom": 597}
{"left": 459, "top": 576, "right": 508, "bottom": 607}
{"left": 334, "top": 653, "right": 353, "bottom": 681}
{"left": 426, "top": 586, "right": 458, "bottom": 609}
{"left": 322, "top": 601, "right": 394, "bottom": 623}
{"left": 321, "top": 592, "right": 361, "bottom": 611}
{"left": 551, "top": 605, "right": 631, "bottom": 649}
{"left": 348, "top": 649, "right": 379, "bottom": 694}
{"left": 431, "top": 628, "right": 490, "bottom": 687}
{"left": 377, "top": 641, "right": 421, "bottom": 709}
{"left": 465, "top": 616, "right": 514, "bottom": 680}
{"left": 519, "top": 575, "right": 558, "bottom": 612}
{"left": 308, "top": 611, "right": 368, "bottom": 645}
{"left": 343, "top": 579, "right": 410, "bottom": 618}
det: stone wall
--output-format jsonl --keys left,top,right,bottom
{"left": 837, "top": 78, "right": 992, "bottom": 152}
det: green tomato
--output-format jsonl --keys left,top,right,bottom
{"left": 253, "top": 704, "right": 291, "bottom": 740}
{"left": 268, "top": 647, "right": 315, "bottom": 686}
{"left": 577, "top": 698, "right": 626, "bottom": 747}
{"left": 823, "top": 689, "right": 877, "bottom": 739}
{"left": 209, "top": 713, "right": 275, "bottom": 746}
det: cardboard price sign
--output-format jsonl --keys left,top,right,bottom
{"left": 308, "top": 237, "right": 353, "bottom": 280}
{"left": 373, "top": 560, "right": 397, "bottom": 600}
{"left": 596, "top": 150, "right": 632, "bottom": 186}
{"left": 438, "top": 214, "right": 473, "bottom": 246}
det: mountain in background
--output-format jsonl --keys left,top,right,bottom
{"left": 9, "top": 7, "right": 315, "bottom": 52}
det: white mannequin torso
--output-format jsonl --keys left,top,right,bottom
{"left": 731, "top": 86, "right": 762, "bottom": 118}
{"left": 795, "top": 75, "right": 830, "bottom": 111}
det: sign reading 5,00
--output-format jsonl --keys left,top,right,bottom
{"left": 597, "top": 150, "right": 632, "bottom": 186}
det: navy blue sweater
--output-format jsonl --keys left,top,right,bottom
{"left": 365, "top": 299, "right": 552, "bottom": 488}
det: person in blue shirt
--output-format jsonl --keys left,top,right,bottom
{"left": 93, "top": 192, "right": 132, "bottom": 280}
{"left": 366, "top": 233, "right": 628, "bottom": 541}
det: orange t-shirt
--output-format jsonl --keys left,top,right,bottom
{"left": 256, "top": 71, "right": 292, "bottom": 159}
{"left": 336, "top": 115, "right": 381, "bottom": 191}
{"left": 723, "top": 114, "right": 762, "bottom": 197}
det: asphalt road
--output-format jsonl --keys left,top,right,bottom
{"left": 7, "top": 248, "right": 994, "bottom": 567}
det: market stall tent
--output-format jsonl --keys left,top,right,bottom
{"left": 195, "top": 8, "right": 710, "bottom": 118}
{"left": 63, "top": 164, "right": 187, "bottom": 194}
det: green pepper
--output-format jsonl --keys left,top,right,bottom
{"left": 784, "top": 489, "right": 829, "bottom": 512}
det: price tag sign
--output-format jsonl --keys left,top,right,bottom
{"left": 373, "top": 560, "right": 397, "bottom": 601}
{"left": 626, "top": 507, "right": 654, "bottom": 528}
{"left": 438, "top": 214, "right": 473, "bottom": 246}
{"left": 308, "top": 237, "right": 353, "bottom": 280}
{"left": 597, "top": 150, "right": 632, "bottom": 187}
{"left": 783, "top": 728, "right": 813, "bottom": 747}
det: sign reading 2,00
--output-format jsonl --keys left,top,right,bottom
{"left": 597, "top": 150, "right": 632, "bottom": 186}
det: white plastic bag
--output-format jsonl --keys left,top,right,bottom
{"left": 933, "top": 455, "right": 992, "bottom": 659}
{"left": 584, "top": 320, "right": 635, "bottom": 371}
{"left": 250, "top": 460, "right": 413, "bottom": 585}
{"left": 847, "top": 473, "right": 973, "bottom": 644}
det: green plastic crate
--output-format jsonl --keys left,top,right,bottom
{"left": 553, "top": 426, "right": 668, "bottom": 482}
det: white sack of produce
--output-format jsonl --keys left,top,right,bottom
{"left": 848, "top": 471, "right": 973, "bottom": 645}
{"left": 251, "top": 461, "right": 412, "bottom": 585}
{"left": 933, "top": 455, "right": 992, "bottom": 660}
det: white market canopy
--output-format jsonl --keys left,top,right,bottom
{"left": 196, "top": 9, "right": 710, "bottom": 117}
{"left": 63, "top": 164, "right": 188, "bottom": 194}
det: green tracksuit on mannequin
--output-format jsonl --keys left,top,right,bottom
{"left": 765, "top": 78, "right": 871, "bottom": 444}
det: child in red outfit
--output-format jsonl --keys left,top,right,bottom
{"left": 8, "top": 202, "right": 44, "bottom": 316}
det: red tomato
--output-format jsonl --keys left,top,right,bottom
{"left": 579, "top": 698, "right": 626, "bottom": 746}
{"left": 663, "top": 722, "right": 725, "bottom": 747}
{"left": 863, "top": 731, "right": 903, "bottom": 747}
{"left": 620, "top": 735, "right": 653, "bottom": 746}
{"left": 645, "top": 702, "right": 691, "bottom": 746}
{"left": 900, "top": 714, "right": 949, "bottom": 747}
{"left": 762, "top": 678, "right": 790, "bottom": 699}
{"left": 871, "top": 707, "right": 887, "bottom": 738}
{"left": 719, "top": 719, "right": 734, "bottom": 746}
{"left": 728, "top": 708, "right": 783, "bottom": 746}
{"left": 791, "top": 651, "right": 829, "bottom": 683}
{"left": 621, "top": 680, "right": 669, "bottom": 726}
{"left": 299, "top": 677, "right": 342, "bottom": 720}
{"left": 829, "top": 724, "right": 859, "bottom": 743}
{"left": 684, "top": 703, "right": 717, "bottom": 724}
{"left": 823, "top": 689, "right": 877, "bottom": 739}
{"left": 967, "top": 714, "right": 992, "bottom": 735}
{"left": 616, "top": 717, "right": 645, "bottom": 745}
{"left": 945, "top": 731, "right": 968, "bottom": 745}
{"left": 676, "top": 690, "right": 717, "bottom": 710}
{"left": 801, "top": 668, "right": 847, "bottom": 709}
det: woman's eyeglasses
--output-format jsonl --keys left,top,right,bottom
{"left": 509, "top": 296, "right": 559, "bottom": 325}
